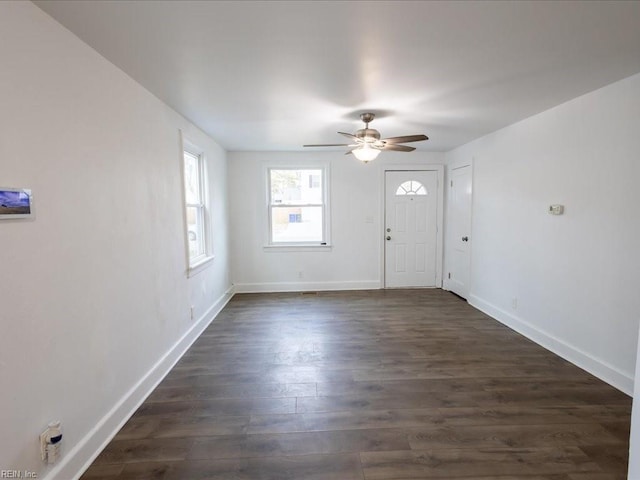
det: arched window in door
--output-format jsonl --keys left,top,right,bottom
{"left": 396, "top": 180, "right": 427, "bottom": 196}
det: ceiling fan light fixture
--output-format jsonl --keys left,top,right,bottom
{"left": 303, "top": 112, "right": 428, "bottom": 162}
{"left": 352, "top": 143, "right": 381, "bottom": 163}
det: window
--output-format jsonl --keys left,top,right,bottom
{"left": 268, "top": 167, "right": 328, "bottom": 245}
{"left": 183, "top": 148, "right": 210, "bottom": 267}
{"left": 396, "top": 180, "right": 427, "bottom": 196}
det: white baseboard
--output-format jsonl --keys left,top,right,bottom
{"left": 44, "top": 285, "right": 236, "bottom": 480}
{"left": 468, "top": 294, "right": 634, "bottom": 396}
{"left": 234, "top": 280, "right": 381, "bottom": 293}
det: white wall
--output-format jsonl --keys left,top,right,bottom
{"left": 0, "top": 2, "right": 230, "bottom": 479}
{"left": 229, "top": 151, "right": 445, "bottom": 292}
{"left": 445, "top": 73, "right": 640, "bottom": 394}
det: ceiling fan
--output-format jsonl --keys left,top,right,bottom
{"left": 303, "top": 113, "right": 428, "bottom": 163}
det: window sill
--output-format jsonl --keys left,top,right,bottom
{"left": 263, "top": 244, "right": 333, "bottom": 253}
{"left": 188, "top": 255, "right": 215, "bottom": 277}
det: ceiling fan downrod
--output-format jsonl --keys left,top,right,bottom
{"left": 356, "top": 113, "right": 380, "bottom": 142}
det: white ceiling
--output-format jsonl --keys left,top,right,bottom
{"left": 35, "top": 0, "right": 640, "bottom": 152}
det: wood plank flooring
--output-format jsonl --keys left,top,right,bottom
{"left": 80, "top": 289, "right": 631, "bottom": 480}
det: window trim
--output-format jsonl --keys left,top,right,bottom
{"left": 265, "top": 163, "right": 331, "bottom": 248}
{"left": 181, "top": 133, "right": 214, "bottom": 276}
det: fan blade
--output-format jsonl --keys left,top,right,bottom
{"left": 382, "top": 144, "right": 416, "bottom": 152}
{"left": 338, "top": 132, "right": 361, "bottom": 141}
{"left": 383, "top": 134, "right": 428, "bottom": 144}
{"left": 303, "top": 144, "right": 350, "bottom": 147}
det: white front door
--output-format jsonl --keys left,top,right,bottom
{"left": 448, "top": 165, "right": 472, "bottom": 299}
{"left": 384, "top": 170, "right": 439, "bottom": 288}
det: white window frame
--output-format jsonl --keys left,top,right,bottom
{"left": 181, "top": 135, "right": 214, "bottom": 275}
{"left": 265, "top": 163, "right": 331, "bottom": 250}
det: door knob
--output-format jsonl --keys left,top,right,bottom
{"left": 386, "top": 236, "right": 391, "bottom": 241}
{"left": 462, "top": 236, "right": 469, "bottom": 242}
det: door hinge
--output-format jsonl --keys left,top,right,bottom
{"left": 448, "top": 272, "right": 451, "bottom": 279}
{"left": 450, "top": 180, "right": 453, "bottom": 187}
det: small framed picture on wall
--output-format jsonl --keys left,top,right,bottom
{"left": 0, "top": 187, "right": 34, "bottom": 219}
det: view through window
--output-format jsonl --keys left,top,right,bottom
{"left": 269, "top": 168, "right": 326, "bottom": 244}
{"left": 184, "top": 150, "right": 207, "bottom": 264}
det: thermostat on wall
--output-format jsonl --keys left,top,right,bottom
{"left": 549, "top": 204, "right": 564, "bottom": 215}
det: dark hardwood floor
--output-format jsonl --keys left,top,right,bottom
{"left": 81, "top": 289, "right": 631, "bottom": 479}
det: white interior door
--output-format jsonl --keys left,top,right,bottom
{"left": 448, "top": 165, "right": 472, "bottom": 298}
{"left": 385, "top": 170, "right": 439, "bottom": 288}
